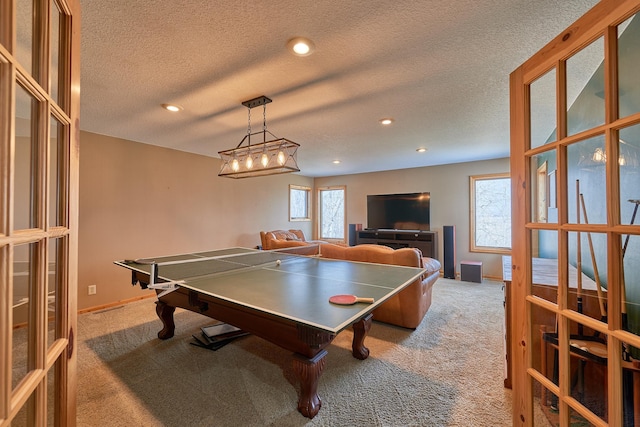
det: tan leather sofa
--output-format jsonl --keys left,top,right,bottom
{"left": 259, "top": 229, "right": 326, "bottom": 255}
{"left": 260, "top": 229, "right": 308, "bottom": 249}
{"left": 319, "top": 243, "right": 441, "bottom": 329}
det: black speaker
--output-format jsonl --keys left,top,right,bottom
{"left": 443, "top": 225, "right": 456, "bottom": 279}
{"left": 348, "top": 224, "right": 357, "bottom": 246}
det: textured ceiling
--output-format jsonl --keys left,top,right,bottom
{"left": 79, "top": 0, "right": 599, "bottom": 177}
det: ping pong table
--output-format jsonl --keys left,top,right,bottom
{"left": 115, "top": 247, "right": 425, "bottom": 418}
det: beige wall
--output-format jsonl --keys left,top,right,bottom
{"left": 78, "top": 131, "right": 509, "bottom": 310}
{"left": 78, "top": 131, "right": 314, "bottom": 310}
{"left": 314, "top": 157, "right": 511, "bottom": 279}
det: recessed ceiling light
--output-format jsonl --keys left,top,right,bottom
{"left": 379, "top": 118, "right": 394, "bottom": 125}
{"left": 333, "top": 160, "right": 341, "bottom": 164}
{"left": 287, "top": 37, "right": 315, "bottom": 56}
{"left": 162, "top": 103, "right": 183, "bottom": 112}
{"left": 416, "top": 148, "right": 427, "bottom": 153}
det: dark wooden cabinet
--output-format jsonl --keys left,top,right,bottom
{"left": 356, "top": 230, "right": 438, "bottom": 260}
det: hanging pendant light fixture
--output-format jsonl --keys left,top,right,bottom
{"left": 218, "top": 95, "right": 300, "bottom": 178}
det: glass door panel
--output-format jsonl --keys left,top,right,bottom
{"left": 530, "top": 229, "right": 560, "bottom": 306}
{"left": 50, "top": 0, "right": 62, "bottom": 105}
{"left": 624, "top": 233, "right": 640, "bottom": 339}
{"left": 530, "top": 69, "right": 557, "bottom": 149}
{"left": 49, "top": 114, "right": 67, "bottom": 228}
{"left": 12, "top": 241, "right": 38, "bottom": 391}
{"left": 567, "top": 230, "right": 608, "bottom": 324}
{"left": 47, "top": 237, "right": 62, "bottom": 349}
{"left": 566, "top": 135, "right": 607, "bottom": 225}
{"left": 15, "top": 82, "right": 39, "bottom": 231}
{"left": 566, "top": 37, "right": 604, "bottom": 136}
{"left": 531, "top": 305, "right": 560, "bottom": 388}
{"left": 12, "top": 393, "right": 37, "bottom": 426}
{"left": 531, "top": 152, "right": 557, "bottom": 224}
{"left": 566, "top": 319, "right": 607, "bottom": 423}
{"left": 532, "top": 377, "right": 558, "bottom": 426}
{"left": 619, "top": 125, "right": 640, "bottom": 224}
{"left": 618, "top": 14, "right": 640, "bottom": 119}
{"left": 622, "top": 347, "right": 639, "bottom": 425}
{"left": 531, "top": 228, "right": 559, "bottom": 259}
{"left": 16, "top": 0, "right": 34, "bottom": 76}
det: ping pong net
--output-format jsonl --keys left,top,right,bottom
{"left": 123, "top": 249, "right": 305, "bottom": 297}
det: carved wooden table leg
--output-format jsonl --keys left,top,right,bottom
{"left": 293, "top": 350, "right": 327, "bottom": 419}
{"left": 352, "top": 313, "right": 373, "bottom": 360}
{"left": 155, "top": 300, "right": 176, "bottom": 340}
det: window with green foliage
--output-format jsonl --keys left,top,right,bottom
{"left": 470, "top": 173, "right": 511, "bottom": 253}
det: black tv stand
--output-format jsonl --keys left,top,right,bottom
{"left": 356, "top": 229, "right": 438, "bottom": 260}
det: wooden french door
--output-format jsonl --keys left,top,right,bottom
{"left": 510, "top": 1, "right": 640, "bottom": 426}
{"left": 0, "top": 0, "right": 80, "bottom": 426}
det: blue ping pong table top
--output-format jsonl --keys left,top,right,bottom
{"left": 115, "top": 247, "right": 425, "bottom": 334}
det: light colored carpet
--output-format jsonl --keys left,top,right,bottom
{"left": 74, "top": 278, "right": 534, "bottom": 426}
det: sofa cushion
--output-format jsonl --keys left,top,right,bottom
{"left": 269, "top": 229, "right": 305, "bottom": 242}
{"left": 288, "top": 229, "right": 306, "bottom": 241}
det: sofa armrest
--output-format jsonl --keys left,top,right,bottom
{"left": 422, "top": 257, "right": 441, "bottom": 274}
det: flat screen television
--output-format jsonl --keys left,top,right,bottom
{"left": 366, "top": 192, "right": 430, "bottom": 231}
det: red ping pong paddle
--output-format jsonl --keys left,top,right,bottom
{"left": 329, "top": 294, "right": 375, "bottom": 305}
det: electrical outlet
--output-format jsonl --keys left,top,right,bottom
{"left": 88, "top": 285, "right": 97, "bottom": 295}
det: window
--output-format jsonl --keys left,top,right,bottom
{"left": 318, "top": 186, "right": 346, "bottom": 241}
{"left": 470, "top": 173, "right": 511, "bottom": 253}
{"left": 289, "top": 185, "right": 311, "bottom": 221}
